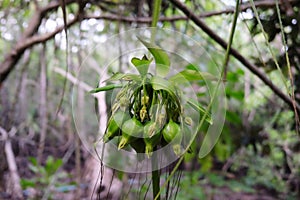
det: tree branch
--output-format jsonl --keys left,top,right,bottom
{"left": 0, "top": 0, "right": 77, "bottom": 84}
{"left": 1, "top": 0, "right": 299, "bottom": 84}
{"left": 187, "top": 0, "right": 299, "bottom": 18}
{"left": 0, "top": 127, "right": 23, "bottom": 200}
{"left": 0, "top": 18, "right": 78, "bottom": 84}
{"left": 84, "top": 0, "right": 300, "bottom": 23}
{"left": 169, "top": 0, "right": 300, "bottom": 113}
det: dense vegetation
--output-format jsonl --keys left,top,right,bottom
{"left": 0, "top": 0, "right": 299, "bottom": 199}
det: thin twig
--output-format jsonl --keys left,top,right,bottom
{"left": 223, "top": 0, "right": 241, "bottom": 79}
{"left": 1, "top": 0, "right": 298, "bottom": 83}
{"left": 0, "top": 126, "right": 23, "bottom": 200}
{"left": 144, "top": 178, "right": 152, "bottom": 200}
{"left": 173, "top": 170, "right": 182, "bottom": 200}
{"left": 0, "top": 0, "right": 77, "bottom": 83}
{"left": 75, "top": 28, "right": 84, "bottom": 199}
{"left": 37, "top": 44, "right": 47, "bottom": 164}
{"left": 275, "top": 0, "right": 300, "bottom": 132}
{"left": 169, "top": 0, "right": 300, "bottom": 113}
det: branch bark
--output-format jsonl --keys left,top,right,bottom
{"left": 0, "top": 127, "right": 23, "bottom": 200}
{"left": 1, "top": 0, "right": 299, "bottom": 84}
{"left": 37, "top": 44, "right": 48, "bottom": 164}
{"left": 169, "top": 0, "right": 300, "bottom": 113}
{"left": 0, "top": 0, "right": 76, "bottom": 83}
{"left": 84, "top": 0, "right": 300, "bottom": 23}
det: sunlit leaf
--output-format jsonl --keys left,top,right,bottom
{"left": 103, "top": 72, "right": 141, "bottom": 82}
{"left": 2, "top": 0, "right": 10, "bottom": 8}
{"left": 185, "top": 63, "right": 198, "bottom": 70}
{"left": 89, "top": 84, "right": 123, "bottom": 93}
{"left": 225, "top": 88, "right": 244, "bottom": 101}
{"left": 169, "top": 69, "right": 218, "bottom": 84}
{"left": 150, "top": 76, "right": 176, "bottom": 97}
{"left": 138, "top": 37, "right": 170, "bottom": 77}
{"left": 20, "top": 179, "right": 35, "bottom": 188}
{"left": 131, "top": 55, "right": 152, "bottom": 76}
{"left": 28, "top": 164, "right": 39, "bottom": 174}
{"left": 187, "top": 99, "right": 212, "bottom": 124}
{"left": 29, "top": 157, "right": 38, "bottom": 166}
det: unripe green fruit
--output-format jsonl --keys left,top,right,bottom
{"left": 122, "top": 117, "right": 143, "bottom": 137}
{"left": 162, "top": 119, "right": 184, "bottom": 155}
{"left": 103, "top": 119, "right": 119, "bottom": 143}
{"left": 118, "top": 133, "right": 136, "bottom": 149}
{"left": 162, "top": 119, "right": 180, "bottom": 143}
{"left": 103, "top": 111, "right": 128, "bottom": 143}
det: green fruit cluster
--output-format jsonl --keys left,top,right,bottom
{"left": 102, "top": 74, "right": 193, "bottom": 159}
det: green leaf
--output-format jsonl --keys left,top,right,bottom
{"left": 225, "top": 88, "right": 244, "bottom": 101}
{"left": 150, "top": 76, "right": 176, "bottom": 97}
{"left": 28, "top": 157, "right": 38, "bottom": 166}
{"left": 45, "top": 156, "right": 54, "bottom": 174}
{"left": 28, "top": 164, "right": 39, "bottom": 174}
{"left": 185, "top": 63, "right": 198, "bottom": 70}
{"left": 104, "top": 72, "right": 141, "bottom": 82}
{"left": 2, "top": 0, "right": 10, "bottom": 8}
{"left": 198, "top": 155, "right": 213, "bottom": 172}
{"left": 53, "top": 159, "right": 63, "bottom": 170}
{"left": 21, "top": 179, "right": 36, "bottom": 189}
{"left": 169, "top": 69, "right": 218, "bottom": 84}
{"left": 45, "top": 157, "right": 63, "bottom": 175}
{"left": 138, "top": 38, "right": 170, "bottom": 77}
{"left": 131, "top": 55, "right": 152, "bottom": 76}
{"left": 186, "top": 99, "right": 212, "bottom": 124}
{"left": 89, "top": 84, "right": 123, "bottom": 93}
{"left": 226, "top": 111, "right": 242, "bottom": 124}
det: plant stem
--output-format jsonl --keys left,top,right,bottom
{"left": 149, "top": 0, "right": 163, "bottom": 186}
{"left": 152, "top": 148, "right": 160, "bottom": 200}
{"left": 223, "top": 0, "right": 240, "bottom": 79}
{"left": 169, "top": 0, "right": 300, "bottom": 113}
{"left": 151, "top": 0, "right": 162, "bottom": 43}
{"left": 154, "top": 1, "right": 241, "bottom": 199}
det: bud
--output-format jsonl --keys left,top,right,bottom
{"left": 119, "top": 96, "right": 130, "bottom": 108}
{"left": 144, "top": 130, "right": 161, "bottom": 158}
{"left": 141, "top": 96, "right": 149, "bottom": 106}
{"left": 172, "top": 144, "right": 182, "bottom": 156}
{"left": 184, "top": 117, "right": 193, "bottom": 126}
{"left": 144, "top": 121, "right": 158, "bottom": 138}
{"left": 140, "top": 106, "right": 148, "bottom": 122}
{"left": 157, "top": 114, "right": 166, "bottom": 129}
{"left": 118, "top": 134, "right": 129, "bottom": 149}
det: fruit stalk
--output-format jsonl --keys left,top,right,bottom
{"left": 152, "top": 147, "right": 160, "bottom": 200}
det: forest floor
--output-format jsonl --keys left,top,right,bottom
{"left": 0, "top": 138, "right": 295, "bottom": 200}
{"left": 202, "top": 185, "right": 278, "bottom": 200}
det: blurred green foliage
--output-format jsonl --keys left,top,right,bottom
{"left": 0, "top": 0, "right": 299, "bottom": 199}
